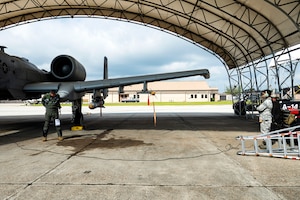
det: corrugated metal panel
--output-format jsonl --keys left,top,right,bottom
{"left": 0, "top": 0, "right": 298, "bottom": 69}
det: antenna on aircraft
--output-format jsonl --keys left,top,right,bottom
{"left": 0, "top": 46, "right": 7, "bottom": 52}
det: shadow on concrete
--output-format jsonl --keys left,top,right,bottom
{"left": 0, "top": 112, "right": 259, "bottom": 145}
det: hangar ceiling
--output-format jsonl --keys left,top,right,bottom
{"left": 0, "top": 0, "right": 299, "bottom": 98}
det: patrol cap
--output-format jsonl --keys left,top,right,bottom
{"left": 263, "top": 90, "right": 272, "bottom": 96}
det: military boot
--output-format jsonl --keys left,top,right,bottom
{"left": 259, "top": 140, "right": 267, "bottom": 149}
{"left": 58, "top": 130, "right": 63, "bottom": 141}
{"left": 42, "top": 130, "right": 48, "bottom": 142}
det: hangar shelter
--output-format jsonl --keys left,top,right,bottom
{"left": 0, "top": 0, "right": 299, "bottom": 103}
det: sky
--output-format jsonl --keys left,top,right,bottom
{"left": 0, "top": 18, "right": 231, "bottom": 93}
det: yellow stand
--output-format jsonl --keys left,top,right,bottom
{"left": 71, "top": 126, "right": 84, "bottom": 131}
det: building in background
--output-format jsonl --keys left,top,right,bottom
{"left": 83, "top": 81, "right": 219, "bottom": 103}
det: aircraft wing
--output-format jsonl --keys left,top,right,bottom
{"left": 74, "top": 69, "right": 210, "bottom": 92}
{"left": 23, "top": 82, "right": 61, "bottom": 93}
{"left": 23, "top": 69, "right": 209, "bottom": 100}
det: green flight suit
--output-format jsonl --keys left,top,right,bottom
{"left": 42, "top": 92, "right": 62, "bottom": 137}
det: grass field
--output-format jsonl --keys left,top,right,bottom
{"left": 29, "top": 100, "right": 233, "bottom": 107}
{"left": 86, "top": 101, "right": 233, "bottom": 106}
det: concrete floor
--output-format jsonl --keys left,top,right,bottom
{"left": 0, "top": 104, "right": 299, "bottom": 200}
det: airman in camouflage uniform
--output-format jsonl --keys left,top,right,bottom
{"left": 42, "top": 90, "right": 63, "bottom": 141}
{"left": 256, "top": 90, "right": 273, "bottom": 149}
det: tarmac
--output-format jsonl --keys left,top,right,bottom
{"left": 0, "top": 103, "right": 299, "bottom": 200}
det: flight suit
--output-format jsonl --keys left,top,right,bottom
{"left": 42, "top": 92, "right": 62, "bottom": 140}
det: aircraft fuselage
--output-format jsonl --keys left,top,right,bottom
{"left": 0, "top": 50, "right": 50, "bottom": 100}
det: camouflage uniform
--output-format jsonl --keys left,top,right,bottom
{"left": 257, "top": 96, "right": 273, "bottom": 134}
{"left": 42, "top": 91, "right": 62, "bottom": 141}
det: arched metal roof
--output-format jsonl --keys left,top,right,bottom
{"left": 0, "top": 0, "right": 299, "bottom": 70}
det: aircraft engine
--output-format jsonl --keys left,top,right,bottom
{"left": 51, "top": 55, "right": 86, "bottom": 81}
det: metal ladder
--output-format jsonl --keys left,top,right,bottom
{"left": 236, "top": 125, "right": 300, "bottom": 160}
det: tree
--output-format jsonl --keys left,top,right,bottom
{"left": 224, "top": 86, "right": 241, "bottom": 96}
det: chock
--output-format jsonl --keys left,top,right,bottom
{"left": 71, "top": 126, "right": 84, "bottom": 131}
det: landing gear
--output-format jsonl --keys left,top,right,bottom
{"left": 71, "top": 98, "right": 84, "bottom": 127}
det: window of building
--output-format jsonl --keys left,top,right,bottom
{"left": 120, "top": 94, "right": 129, "bottom": 98}
{"left": 133, "top": 94, "right": 140, "bottom": 99}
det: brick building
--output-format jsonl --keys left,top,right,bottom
{"left": 83, "top": 81, "right": 219, "bottom": 103}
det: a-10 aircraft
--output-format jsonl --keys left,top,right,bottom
{"left": 0, "top": 46, "right": 210, "bottom": 125}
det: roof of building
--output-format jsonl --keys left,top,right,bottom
{"left": 109, "top": 81, "right": 218, "bottom": 92}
